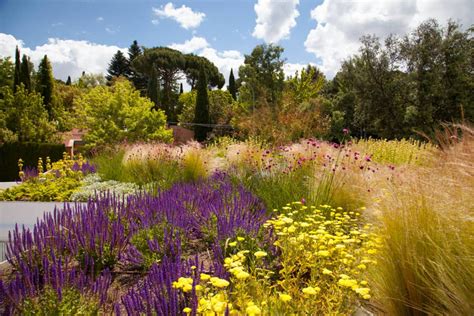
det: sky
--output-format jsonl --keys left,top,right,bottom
{"left": 0, "top": 0, "right": 473, "bottom": 85}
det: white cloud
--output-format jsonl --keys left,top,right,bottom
{"left": 96, "top": 17, "right": 104, "bottom": 22}
{"left": 283, "top": 62, "right": 316, "bottom": 79}
{"left": 167, "top": 36, "right": 244, "bottom": 87}
{"left": 169, "top": 36, "right": 209, "bottom": 54}
{"left": 0, "top": 33, "right": 126, "bottom": 81}
{"left": 305, "top": 0, "right": 474, "bottom": 78}
{"left": 152, "top": 2, "right": 205, "bottom": 30}
{"left": 252, "top": 0, "right": 300, "bottom": 43}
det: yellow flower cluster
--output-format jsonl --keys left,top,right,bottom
{"left": 175, "top": 202, "right": 380, "bottom": 315}
{"left": 173, "top": 272, "right": 236, "bottom": 315}
{"left": 264, "top": 202, "right": 380, "bottom": 311}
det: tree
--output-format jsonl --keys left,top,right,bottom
{"left": 20, "top": 54, "right": 31, "bottom": 91}
{"left": 0, "top": 85, "right": 57, "bottom": 142}
{"left": 77, "top": 73, "right": 107, "bottom": 88}
{"left": 13, "top": 46, "right": 20, "bottom": 93}
{"left": 127, "top": 40, "right": 147, "bottom": 91}
{"left": 179, "top": 89, "right": 236, "bottom": 125}
{"left": 75, "top": 79, "right": 172, "bottom": 150}
{"left": 0, "top": 57, "right": 14, "bottom": 91}
{"left": 228, "top": 68, "right": 237, "bottom": 100}
{"left": 238, "top": 44, "right": 285, "bottom": 108}
{"left": 147, "top": 65, "right": 160, "bottom": 110}
{"left": 133, "top": 47, "right": 225, "bottom": 121}
{"left": 179, "top": 83, "right": 183, "bottom": 94}
{"left": 184, "top": 54, "right": 225, "bottom": 90}
{"left": 66, "top": 76, "right": 72, "bottom": 85}
{"left": 106, "top": 50, "right": 130, "bottom": 82}
{"left": 285, "top": 65, "right": 325, "bottom": 105}
{"left": 194, "top": 67, "right": 210, "bottom": 141}
{"left": 133, "top": 47, "right": 186, "bottom": 121}
{"left": 401, "top": 19, "right": 473, "bottom": 127}
{"left": 36, "top": 55, "right": 55, "bottom": 118}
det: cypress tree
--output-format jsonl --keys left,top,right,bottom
{"left": 194, "top": 67, "right": 210, "bottom": 142}
{"left": 147, "top": 66, "right": 160, "bottom": 110}
{"left": 37, "top": 55, "right": 55, "bottom": 118}
{"left": 13, "top": 46, "right": 21, "bottom": 92}
{"left": 180, "top": 83, "right": 184, "bottom": 94}
{"left": 106, "top": 50, "right": 130, "bottom": 82}
{"left": 227, "top": 68, "right": 237, "bottom": 100}
{"left": 20, "top": 54, "right": 31, "bottom": 91}
{"left": 66, "top": 76, "right": 71, "bottom": 85}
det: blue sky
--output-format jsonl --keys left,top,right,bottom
{"left": 1, "top": 0, "right": 472, "bottom": 83}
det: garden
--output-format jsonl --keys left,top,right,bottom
{"left": 0, "top": 126, "right": 472, "bottom": 315}
{"left": 0, "top": 17, "right": 473, "bottom": 315}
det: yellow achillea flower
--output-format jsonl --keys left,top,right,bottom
{"left": 229, "top": 241, "right": 237, "bottom": 247}
{"left": 279, "top": 293, "right": 292, "bottom": 302}
{"left": 302, "top": 286, "right": 320, "bottom": 295}
{"left": 200, "top": 273, "right": 211, "bottom": 281}
{"left": 209, "top": 277, "right": 230, "bottom": 288}
{"left": 355, "top": 287, "right": 371, "bottom": 299}
{"left": 183, "top": 307, "right": 192, "bottom": 314}
{"left": 235, "top": 270, "right": 250, "bottom": 280}
{"left": 254, "top": 251, "right": 268, "bottom": 258}
{"left": 338, "top": 278, "right": 358, "bottom": 288}
{"left": 322, "top": 268, "right": 333, "bottom": 275}
{"left": 246, "top": 303, "right": 261, "bottom": 315}
{"left": 317, "top": 250, "right": 330, "bottom": 257}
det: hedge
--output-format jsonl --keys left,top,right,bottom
{"left": 0, "top": 142, "right": 65, "bottom": 181}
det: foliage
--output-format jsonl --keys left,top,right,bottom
{"left": 326, "top": 20, "right": 473, "bottom": 140}
{"left": 238, "top": 44, "right": 285, "bottom": 108}
{"left": 20, "top": 286, "right": 100, "bottom": 316}
{"left": 36, "top": 55, "right": 55, "bottom": 118}
{"left": 0, "top": 57, "right": 14, "bottom": 91}
{"left": 127, "top": 40, "right": 147, "bottom": 92}
{"left": 194, "top": 67, "right": 211, "bottom": 142}
{"left": 179, "top": 89, "right": 236, "bottom": 127}
{"left": 234, "top": 99, "right": 330, "bottom": 144}
{"left": 13, "top": 46, "right": 20, "bottom": 93}
{"left": 227, "top": 68, "right": 237, "bottom": 100}
{"left": 133, "top": 47, "right": 186, "bottom": 121}
{"left": 75, "top": 79, "right": 172, "bottom": 151}
{"left": 285, "top": 65, "right": 325, "bottom": 104}
{"left": 76, "top": 73, "right": 107, "bottom": 89}
{"left": 0, "top": 85, "right": 58, "bottom": 143}
{"left": 19, "top": 54, "right": 32, "bottom": 91}
{"left": 183, "top": 54, "right": 225, "bottom": 90}
{"left": 146, "top": 65, "right": 160, "bottom": 109}
{"left": 106, "top": 50, "right": 130, "bottom": 82}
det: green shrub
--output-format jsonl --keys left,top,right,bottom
{"left": 20, "top": 286, "right": 100, "bottom": 315}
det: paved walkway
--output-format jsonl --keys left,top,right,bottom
{"left": 0, "top": 182, "right": 18, "bottom": 190}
